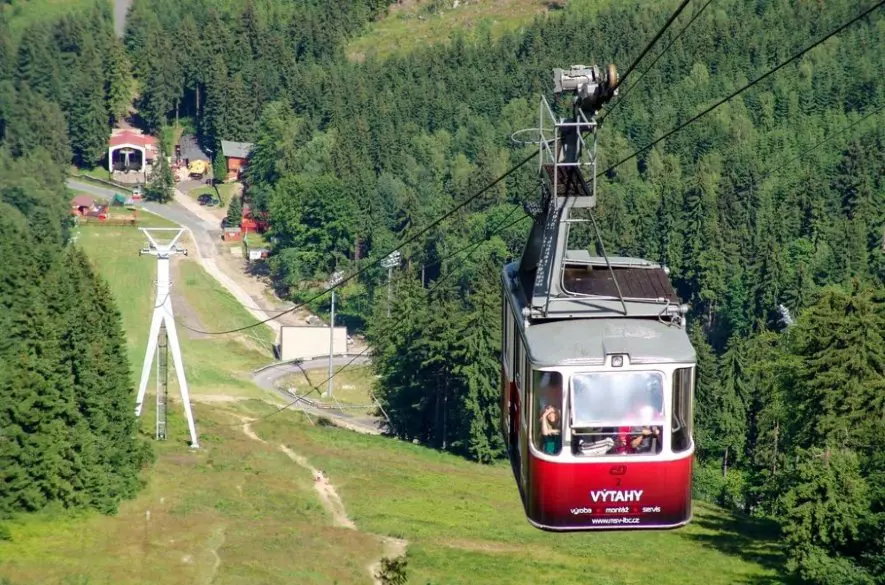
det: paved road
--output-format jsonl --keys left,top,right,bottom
{"left": 252, "top": 356, "right": 386, "bottom": 435}
{"left": 67, "top": 179, "right": 222, "bottom": 258}
{"left": 70, "top": 178, "right": 385, "bottom": 433}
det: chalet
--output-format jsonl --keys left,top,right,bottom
{"left": 71, "top": 195, "right": 109, "bottom": 221}
{"left": 222, "top": 226, "right": 243, "bottom": 242}
{"left": 241, "top": 202, "right": 269, "bottom": 233}
{"left": 221, "top": 140, "right": 253, "bottom": 181}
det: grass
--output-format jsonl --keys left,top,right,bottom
{"left": 0, "top": 407, "right": 380, "bottom": 585}
{"left": 256, "top": 412, "right": 787, "bottom": 585}
{"left": 347, "top": 0, "right": 555, "bottom": 61}
{"left": 187, "top": 183, "right": 236, "bottom": 207}
{"left": 73, "top": 214, "right": 275, "bottom": 398}
{"left": 1, "top": 0, "right": 97, "bottom": 39}
{"left": 277, "top": 366, "right": 375, "bottom": 407}
{"left": 71, "top": 165, "right": 112, "bottom": 181}
{"left": 0, "top": 204, "right": 787, "bottom": 585}
{"left": 243, "top": 230, "right": 269, "bottom": 249}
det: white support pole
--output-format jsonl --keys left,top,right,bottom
{"left": 327, "top": 289, "right": 335, "bottom": 398}
{"left": 135, "top": 306, "right": 163, "bottom": 416}
{"left": 325, "top": 271, "right": 344, "bottom": 399}
{"left": 134, "top": 228, "right": 199, "bottom": 448}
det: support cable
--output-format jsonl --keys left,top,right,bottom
{"left": 235, "top": 100, "right": 885, "bottom": 431}
{"left": 616, "top": 0, "right": 693, "bottom": 87}
{"left": 232, "top": 211, "right": 532, "bottom": 427}
{"left": 177, "top": 151, "right": 537, "bottom": 336}
{"left": 600, "top": 0, "right": 715, "bottom": 123}
{"left": 596, "top": 0, "right": 885, "bottom": 178}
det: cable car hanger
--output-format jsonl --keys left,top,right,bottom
{"left": 515, "top": 64, "right": 690, "bottom": 326}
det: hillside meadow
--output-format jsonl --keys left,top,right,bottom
{"left": 0, "top": 216, "right": 786, "bottom": 584}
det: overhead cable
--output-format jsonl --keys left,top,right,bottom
{"left": 600, "top": 0, "right": 715, "bottom": 123}
{"left": 596, "top": 0, "right": 885, "bottom": 178}
{"left": 177, "top": 150, "right": 537, "bottom": 336}
{"left": 235, "top": 211, "right": 532, "bottom": 426}
{"left": 616, "top": 0, "right": 693, "bottom": 87}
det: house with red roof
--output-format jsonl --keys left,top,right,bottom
{"left": 107, "top": 130, "right": 158, "bottom": 177}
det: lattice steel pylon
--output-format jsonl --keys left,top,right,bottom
{"left": 134, "top": 228, "right": 199, "bottom": 448}
{"left": 156, "top": 323, "right": 168, "bottom": 440}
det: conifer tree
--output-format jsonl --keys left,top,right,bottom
{"left": 146, "top": 144, "right": 174, "bottom": 203}
{"left": 783, "top": 283, "right": 885, "bottom": 450}
{"left": 213, "top": 151, "right": 227, "bottom": 185}
{"left": 779, "top": 447, "right": 874, "bottom": 585}
{"left": 67, "top": 37, "right": 109, "bottom": 166}
{"left": 451, "top": 261, "right": 505, "bottom": 462}
{"left": 104, "top": 39, "right": 133, "bottom": 124}
{"left": 226, "top": 194, "right": 243, "bottom": 227}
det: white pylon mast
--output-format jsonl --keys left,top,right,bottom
{"left": 134, "top": 228, "right": 199, "bottom": 448}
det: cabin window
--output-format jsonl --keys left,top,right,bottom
{"left": 532, "top": 371, "right": 562, "bottom": 455}
{"left": 672, "top": 367, "right": 693, "bottom": 453}
{"left": 501, "top": 299, "right": 508, "bottom": 365}
{"left": 569, "top": 371, "right": 665, "bottom": 456}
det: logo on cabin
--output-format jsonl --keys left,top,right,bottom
{"left": 589, "top": 489, "right": 643, "bottom": 503}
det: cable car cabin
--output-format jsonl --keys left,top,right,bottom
{"left": 500, "top": 256, "right": 696, "bottom": 531}
{"left": 501, "top": 63, "right": 696, "bottom": 530}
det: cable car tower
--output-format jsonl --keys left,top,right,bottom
{"left": 134, "top": 228, "right": 199, "bottom": 448}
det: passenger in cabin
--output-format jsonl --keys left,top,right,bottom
{"left": 540, "top": 405, "right": 562, "bottom": 455}
{"left": 616, "top": 385, "right": 663, "bottom": 455}
{"left": 536, "top": 372, "right": 563, "bottom": 455}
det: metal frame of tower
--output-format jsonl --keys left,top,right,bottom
{"left": 134, "top": 228, "right": 199, "bottom": 448}
{"left": 156, "top": 324, "right": 168, "bottom": 440}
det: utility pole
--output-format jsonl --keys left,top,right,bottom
{"left": 134, "top": 228, "right": 199, "bottom": 448}
{"left": 381, "top": 250, "right": 401, "bottom": 317}
{"left": 326, "top": 271, "right": 344, "bottom": 398}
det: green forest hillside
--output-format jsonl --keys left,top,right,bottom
{"left": 0, "top": 217, "right": 781, "bottom": 585}
{"left": 346, "top": 0, "right": 567, "bottom": 61}
{"left": 121, "top": 0, "right": 884, "bottom": 580}
{"left": 0, "top": 0, "right": 883, "bottom": 583}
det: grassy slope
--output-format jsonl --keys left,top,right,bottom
{"left": 346, "top": 0, "right": 612, "bottom": 61}
{"left": 1, "top": 0, "right": 99, "bottom": 39}
{"left": 277, "top": 366, "right": 376, "bottom": 407}
{"left": 0, "top": 214, "right": 786, "bottom": 584}
{"left": 259, "top": 413, "right": 786, "bottom": 585}
{"left": 75, "top": 213, "right": 276, "bottom": 392}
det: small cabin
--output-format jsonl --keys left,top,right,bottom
{"left": 222, "top": 227, "right": 243, "bottom": 241}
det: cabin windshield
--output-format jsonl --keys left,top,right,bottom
{"left": 569, "top": 371, "right": 665, "bottom": 456}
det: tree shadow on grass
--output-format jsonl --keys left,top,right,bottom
{"left": 684, "top": 505, "right": 790, "bottom": 585}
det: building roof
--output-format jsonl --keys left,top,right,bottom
{"left": 221, "top": 140, "right": 253, "bottom": 159}
{"left": 109, "top": 130, "right": 157, "bottom": 149}
{"left": 71, "top": 195, "right": 95, "bottom": 208}
{"left": 179, "top": 135, "right": 209, "bottom": 162}
{"left": 524, "top": 318, "right": 696, "bottom": 367}
{"left": 503, "top": 260, "right": 695, "bottom": 367}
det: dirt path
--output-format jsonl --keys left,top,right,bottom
{"left": 172, "top": 188, "right": 310, "bottom": 331}
{"left": 367, "top": 535, "right": 409, "bottom": 585}
{"left": 234, "top": 415, "right": 408, "bottom": 585}
{"left": 205, "top": 526, "right": 226, "bottom": 585}
{"left": 278, "top": 444, "right": 356, "bottom": 530}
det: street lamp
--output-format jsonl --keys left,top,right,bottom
{"left": 380, "top": 250, "right": 401, "bottom": 318}
{"left": 326, "top": 270, "right": 344, "bottom": 398}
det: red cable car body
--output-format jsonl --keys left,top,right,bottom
{"left": 500, "top": 65, "right": 696, "bottom": 531}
